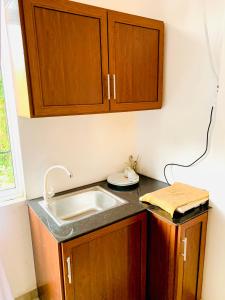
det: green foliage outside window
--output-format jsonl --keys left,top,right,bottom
{"left": 0, "top": 74, "right": 15, "bottom": 189}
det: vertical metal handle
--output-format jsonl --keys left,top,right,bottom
{"left": 67, "top": 257, "right": 72, "bottom": 284}
{"left": 113, "top": 74, "right": 116, "bottom": 100}
{"left": 182, "top": 237, "right": 187, "bottom": 262}
{"left": 107, "top": 74, "right": 111, "bottom": 100}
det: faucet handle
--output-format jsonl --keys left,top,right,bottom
{"left": 47, "top": 186, "right": 55, "bottom": 199}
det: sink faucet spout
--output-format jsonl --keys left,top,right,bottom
{"left": 43, "top": 165, "right": 73, "bottom": 205}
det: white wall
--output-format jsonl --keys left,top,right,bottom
{"left": 136, "top": 0, "right": 225, "bottom": 299}
{"left": 19, "top": 112, "right": 136, "bottom": 199}
{"left": 1, "top": 0, "right": 225, "bottom": 298}
{"left": 0, "top": 201, "right": 36, "bottom": 298}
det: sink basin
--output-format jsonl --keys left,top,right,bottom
{"left": 39, "top": 186, "right": 127, "bottom": 226}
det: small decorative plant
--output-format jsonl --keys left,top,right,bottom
{"left": 126, "top": 155, "right": 139, "bottom": 172}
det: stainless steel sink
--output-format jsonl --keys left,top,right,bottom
{"left": 39, "top": 186, "right": 127, "bottom": 226}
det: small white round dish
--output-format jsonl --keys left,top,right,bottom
{"left": 107, "top": 172, "right": 139, "bottom": 187}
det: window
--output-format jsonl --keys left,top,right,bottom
{"left": 0, "top": 1, "right": 25, "bottom": 202}
{"left": 0, "top": 71, "right": 15, "bottom": 190}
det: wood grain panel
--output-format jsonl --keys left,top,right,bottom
{"left": 19, "top": 0, "right": 109, "bottom": 116}
{"left": 34, "top": 7, "right": 102, "bottom": 106}
{"left": 108, "top": 11, "right": 164, "bottom": 112}
{"left": 62, "top": 212, "right": 147, "bottom": 300}
{"left": 114, "top": 23, "right": 159, "bottom": 103}
{"left": 148, "top": 213, "right": 178, "bottom": 300}
{"left": 182, "top": 223, "right": 201, "bottom": 299}
{"left": 28, "top": 208, "right": 64, "bottom": 300}
{"left": 175, "top": 213, "right": 208, "bottom": 300}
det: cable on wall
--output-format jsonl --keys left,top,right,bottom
{"left": 164, "top": 106, "right": 214, "bottom": 185}
{"left": 163, "top": 0, "right": 220, "bottom": 185}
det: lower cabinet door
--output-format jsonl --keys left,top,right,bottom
{"left": 61, "top": 213, "right": 147, "bottom": 300}
{"left": 148, "top": 211, "right": 208, "bottom": 300}
{"left": 176, "top": 213, "right": 208, "bottom": 300}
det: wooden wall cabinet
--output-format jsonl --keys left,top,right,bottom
{"left": 148, "top": 212, "right": 208, "bottom": 300}
{"left": 29, "top": 209, "right": 147, "bottom": 300}
{"left": 19, "top": 0, "right": 164, "bottom": 117}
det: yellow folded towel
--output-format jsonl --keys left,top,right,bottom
{"left": 140, "top": 182, "right": 209, "bottom": 217}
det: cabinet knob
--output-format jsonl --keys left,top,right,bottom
{"left": 182, "top": 237, "right": 187, "bottom": 262}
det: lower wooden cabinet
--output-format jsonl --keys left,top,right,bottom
{"left": 29, "top": 209, "right": 147, "bottom": 300}
{"left": 29, "top": 205, "right": 208, "bottom": 300}
{"left": 148, "top": 212, "right": 208, "bottom": 300}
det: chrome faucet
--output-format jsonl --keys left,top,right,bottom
{"left": 43, "top": 165, "right": 73, "bottom": 205}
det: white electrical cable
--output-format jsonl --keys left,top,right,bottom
{"left": 163, "top": 0, "right": 221, "bottom": 185}
{"left": 202, "top": 0, "right": 220, "bottom": 86}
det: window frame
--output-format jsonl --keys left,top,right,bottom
{"left": 0, "top": 1, "right": 25, "bottom": 202}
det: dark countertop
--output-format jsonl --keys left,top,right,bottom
{"left": 27, "top": 175, "right": 209, "bottom": 243}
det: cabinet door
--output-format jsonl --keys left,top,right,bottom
{"left": 19, "top": 0, "right": 109, "bottom": 116}
{"left": 176, "top": 213, "right": 208, "bottom": 300}
{"left": 108, "top": 11, "right": 164, "bottom": 112}
{"left": 61, "top": 213, "right": 147, "bottom": 300}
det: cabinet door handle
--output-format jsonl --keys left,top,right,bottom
{"left": 66, "top": 257, "right": 72, "bottom": 284}
{"left": 113, "top": 74, "right": 116, "bottom": 100}
{"left": 182, "top": 237, "right": 187, "bottom": 262}
{"left": 107, "top": 74, "right": 111, "bottom": 100}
